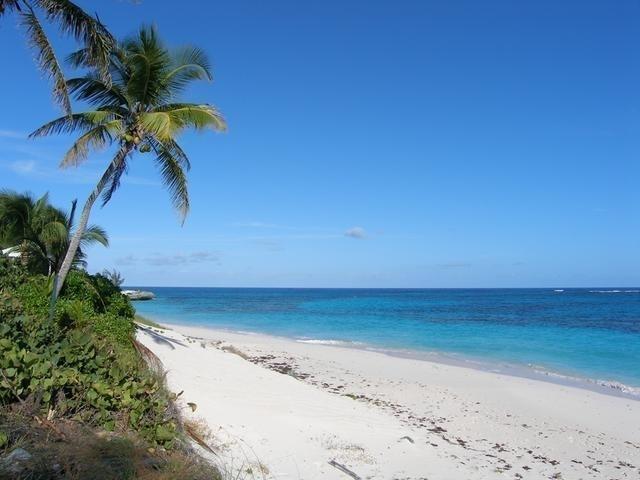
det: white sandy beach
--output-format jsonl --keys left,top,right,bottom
{"left": 136, "top": 323, "right": 640, "bottom": 480}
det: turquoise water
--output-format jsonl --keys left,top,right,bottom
{"left": 133, "top": 288, "right": 640, "bottom": 395}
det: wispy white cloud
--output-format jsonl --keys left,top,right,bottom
{"left": 252, "top": 238, "right": 283, "bottom": 252}
{"left": 1, "top": 157, "right": 159, "bottom": 187}
{"left": 8, "top": 160, "right": 37, "bottom": 175}
{"left": 234, "top": 222, "right": 373, "bottom": 241}
{"left": 247, "top": 233, "right": 341, "bottom": 241}
{"left": 116, "top": 251, "right": 220, "bottom": 267}
{"left": 436, "top": 262, "right": 471, "bottom": 268}
{"left": 233, "top": 221, "right": 282, "bottom": 228}
{"left": 0, "top": 129, "right": 25, "bottom": 139}
{"left": 122, "top": 176, "right": 161, "bottom": 187}
{"left": 115, "top": 254, "right": 137, "bottom": 266}
{"left": 345, "top": 226, "right": 367, "bottom": 239}
{"left": 1, "top": 158, "right": 98, "bottom": 184}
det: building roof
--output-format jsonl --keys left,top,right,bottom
{"left": 1, "top": 247, "right": 21, "bottom": 258}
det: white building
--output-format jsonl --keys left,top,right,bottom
{"left": 1, "top": 246, "right": 21, "bottom": 259}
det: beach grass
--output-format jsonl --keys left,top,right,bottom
{"left": 0, "top": 410, "right": 221, "bottom": 480}
{"left": 135, "top": 314, "right": 165, "bottom": 329}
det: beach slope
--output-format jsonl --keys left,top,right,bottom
{"left": 136, "top": 324, "right": 640, "bottom": 479}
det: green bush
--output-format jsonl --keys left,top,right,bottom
{"left": 0, "top": 313, "right": 177, "bottom": 446}
{"left": 13, "top": 275, "right": 51, "bottom": 319}
{"left": 60, "top": 270, "right": 134, "bottom": 319}
{"left": 105, "top": 292, "right": 135, "bottom": 319}
{"left": 93, "top": 312, "right": 136, "bottom": 346}
{"left": 56, "top": 298, "right": 96, "bottom": 329}
{"left": 0, "top": 265, "right": 177, "bottom": 447}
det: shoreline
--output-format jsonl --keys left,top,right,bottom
{"left": 136, "top": 320, "right": 640, "bottom": 479}
{"left": 139, "top": 315, "right": 640, "bottom": 401}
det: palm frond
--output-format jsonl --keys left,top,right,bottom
{"left": 0, "top": 0, "right": 21, "bottom": 16}
{"left": 36, "top": 0, "right": 115, "bottom": 81}
{"left": 122, "top": 26, "right": 170, "bottom": 105}
{"left": 165, "top": 46, "right": 212, "bottom": 94}
{"left": 161, "top": 138, "right": 190, "bottom": 171}
{"left": 29, "top": 112, "right": 106, "bottom": 138}
{"left": 61, "top": 120, "right": 122, "bottom": 168}
{"left": 153, "top": 103, "right": 227, "bottom": 134}
{"left": 0, "top": 190, "right": 108, "bottom": 275}
{"left": 20, "top": 8, "right": 72, "bottom": 113}
{"left": 96, "top": 147, "right": 131, "bottom": 207}
{"left": 148, "top": 137, "right": 190, "bottom": 221}
{"left": 39, "top": 220, "right": 68, "bottom": 246}
{"left": 139, "top": 111, "right": 172, "bottom": 140}
{"left": 81, "top": 224, "right": 109, "bottom": 247}
{"left": 67, "top": 75, "right": 129, "bottom": 107}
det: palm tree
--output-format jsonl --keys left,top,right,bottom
{"left": 31, "top": 25, "right": 226, "bottom": 296}
{"left": 0, "top": 190, "right": 108, "bottom": 275}
{"left": 101, "top": 268, "right": 124, "bottom": 287}
{"left": 0, "top": 0, "right": 114, "bottom": 113}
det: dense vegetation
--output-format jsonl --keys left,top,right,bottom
{"left": 2, "top": 3, "right": 226, "bottom": 478}
{"left": 0, "top": 258, "right": 220, "bottom": 479}
{"left": 0, "top": 190, "right": 108, "bottom": 276}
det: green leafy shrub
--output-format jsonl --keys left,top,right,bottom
{"left": 0, "top": 266, "right": 176, "bottom": 448}
{"left": 0, "top": 313, "right": 177, "bottom": 446}
{"left": 61, "top": 270, "right": 134, "bottom": 318}
{"left": 93, "top": 312, "right": 136, "bottom": 346}
{"left": 56, "top": 298, "right": 95, "bottom": 329}
{"left": 13, "top": 275, "right": 51, "bottom": 319}
{"left": 0, "top": 257, "right": 29, "bottom": 290}
{"left": 105, "top": 291, "right": 135, "bottom": 319}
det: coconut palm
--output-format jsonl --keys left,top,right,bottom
{"left": 101, "top": 268, "right": 124, "bottom": 287}
{"left": 0, "top": 190, "right": 108, "bottom": 275}
{"left": 31, "top": 25, "right": 226, "bottom": 296}
{"left": 0, "top": 0, "right": 114, "bottom": 113}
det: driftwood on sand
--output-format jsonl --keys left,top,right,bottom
{"left": 328, "top": 459, "right": 361, "bottom": 479}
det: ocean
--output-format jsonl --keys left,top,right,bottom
{"left": 132, "top": 287, "right": 640, "bottom": 397}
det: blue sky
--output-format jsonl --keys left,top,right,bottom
{"left": 1, "top": 0, "right": 639, "bottom": 287}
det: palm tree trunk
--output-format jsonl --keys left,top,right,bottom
{"left": 54, "top": 146, "right": 130, "bottom": 297}
{"left": 54, "top": 189, "right": 99, "bottom": 296}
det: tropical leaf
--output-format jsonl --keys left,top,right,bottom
{"left": 121, "top": 26, "right": 170, "bottom": 105}
{"left": 20, "top": 8, "right": 72, "bottom": 113}
{"left": 39, "top": 220, "right": 68, "bottom": 246}
{"left": 97, "top": 147, "right": 130, "bottom": 207}
{"left": 154, "top": 103, "right": 227, "bottom": 134}
{"left": 0, "top": 0, "right": 21, "bottom": 16}
{"left": 160, "top": 139, "right": 190, "bottom": 171}
{"left": 139, "top": 111, "right": 172, "bottom": 140}
{"left": 148, "top": 137, "right": 190, "bottom": 220}
{"left": 36, "top": 0, "right": 115, "bottom": 80}
{"left": 61, "top": 121, "right": 122, "bottom": 168}
{"left": 29, "top": 112, "right": 103, "bottom": 138}
{"left": 0, "top": 190, "right": 108, "bottom": 274}
{"left": 81, "top": 224, "right": 109, "bottom": 247}
{"left": 165, "top": 46, "right": 212, "bottom": 94}
{"left": 66, "top": 75, "right": 129, "bottom": 107}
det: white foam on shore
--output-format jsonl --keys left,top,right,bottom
{"left": 589, "top": 289, "right": 640, "bottom": 293}
{"left": 150, "top": 318, "right": 640, "bottom": 401}
{"left": 528, "top": 365, "right": 640, "bottom": 399}
{"left": 296, "top": 338, "right": 365, "bottom": 346}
